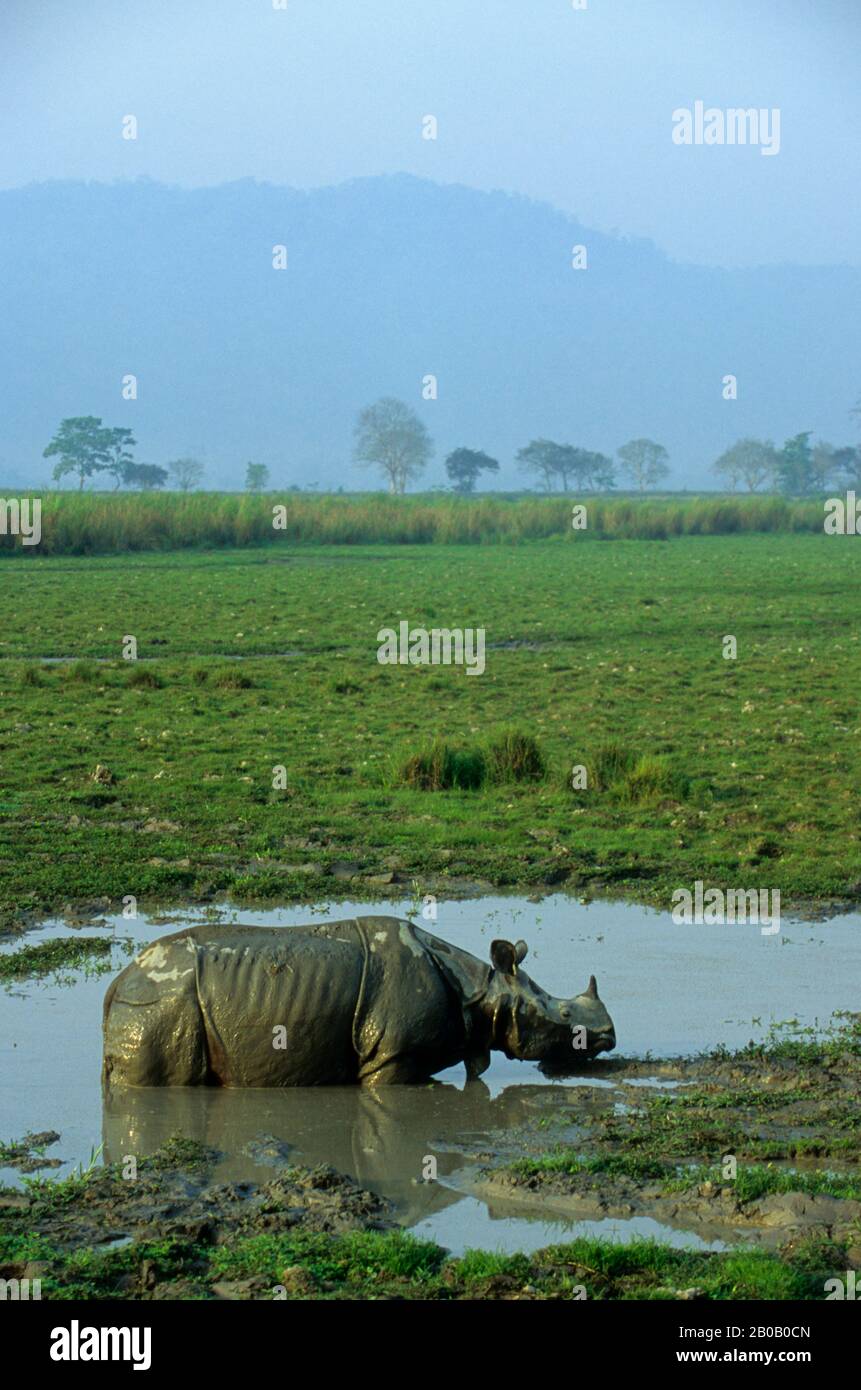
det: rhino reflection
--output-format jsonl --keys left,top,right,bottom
{"left": 102, "top": 1079, "right": 602, "bottom": 1226}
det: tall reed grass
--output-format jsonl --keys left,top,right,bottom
{"left": 0, "top": 490, "right": 827, "bottom": 557}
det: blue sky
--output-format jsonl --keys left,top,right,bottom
{"left": 1, "top": 0, "right": 859, "bottom": 267}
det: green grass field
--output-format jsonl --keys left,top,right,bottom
{"left": 1, "top": 531, "right": 859, "bottom": 919}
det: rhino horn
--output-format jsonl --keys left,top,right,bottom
{"left": 586, "top": 975, "right": 599, "bottom": 999}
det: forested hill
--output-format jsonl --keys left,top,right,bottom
{"left": 1, "top": 174, "right": 858, "bottom": 489}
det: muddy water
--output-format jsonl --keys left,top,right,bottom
{"left": 1, "top": 894, "right": 858, "bottom": 1254}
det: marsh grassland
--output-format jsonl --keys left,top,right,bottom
{"left": 3, "top": 518, "right": 860, "bottom": 1302}
{"left": 1, "top": 529, "right": 859, "bottom": 922}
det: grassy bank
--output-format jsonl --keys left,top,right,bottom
{"left": 0, "top": 533, "right": 859, "bottom": 919}
{"left": 0, "top": 1225, "right": 841, "bottom": 1300}
{"left": 0, "top": 490, "right": 829, "bottom": 557}
{"left": 3, "top": 1029, "right": 859, "bottom": 1301}
{"left": 0, "top": 1136, "right": 849, "bottom": 1301}
{"left": 0, "top": 936, "right": 116, "bottom": 981}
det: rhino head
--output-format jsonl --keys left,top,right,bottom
{"left": 483, "top": 939, "right": 615, "bottom": 1064}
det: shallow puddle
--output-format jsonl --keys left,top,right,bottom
{"left": 409, "top": 1198, "right": 727, "bottom": 1257}
{"left": 2, "top": 893, "right": 858, "bottom": 1253}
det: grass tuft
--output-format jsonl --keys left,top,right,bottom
{"left": 212, "top": 669, "right": 254, "bottom": 690}
{"left": 396, "top": 728, "right": 545, "bottom": 791}
{"left": 484, "top": 729, "right": 545, "bottom": 783}
{"left": 63, "top": 660, "right": 100, "bottom": 684}
{"left": 588, "top": 740, "right": 690, "bottom": 804}
{"left": 398, "top": 741, "right": 486, "bottom": 791}
{"left": 126, "top": 665, "right": 162, "bottom": 689}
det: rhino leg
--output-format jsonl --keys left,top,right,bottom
{"left": 103, "top": 938, "right": 208, "bottom": 1087}
{"left": 465, "top": 1048, "right": 491, "bottom": 1080}
{"left": 359, "top": 1059, "right": 429, "bottom": 1086}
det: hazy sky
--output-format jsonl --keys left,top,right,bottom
{"left": 1, "top": 0, "right": 859, "bottom": 268}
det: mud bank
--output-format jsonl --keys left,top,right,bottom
{"left": 1, "top": 1124, "right": 855, "bottom": 1301}
{"left": 3, "top": 1023, "right": 860, "bottom": 1300}
{"left": 467, "top": 1032, "right": 861, "bottom": 1260}
{"left": 0, "top": 1137, "right": 396, "bottom": 1301}
{"left": 473, "top": 1172, "right": 861, "bottom": 1254}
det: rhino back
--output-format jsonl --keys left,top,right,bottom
{"left": 194, "top": 924, "right": 365, "bottom": 1085}
{"left": 105, "top": 918, "right": 473, "bottom": 1088}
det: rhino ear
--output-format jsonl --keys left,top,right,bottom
{"left": 514, "top": 940, "right": 528, "bottom": 964}
{"left": 490, "top": 940, "right": 518, "bottom": 976}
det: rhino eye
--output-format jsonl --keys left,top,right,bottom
{"left": 559, "top": 1006, "right": 571, "bottom": 1021}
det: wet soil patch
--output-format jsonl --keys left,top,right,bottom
{"left": 478, "top": 1032, "right": 861, "bottom": 1256}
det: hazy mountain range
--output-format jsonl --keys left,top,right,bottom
{"left": 1, "top": 174, "right": 858, "bottom": 491}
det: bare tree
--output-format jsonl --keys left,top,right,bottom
{"left": 353, "top": 398, "right": 432, "bottom": 493}
{"left": 168, "top": 456, "right": 205, "bottom": 491}
{"left": 516, "top": 439, "right": 561, "bottom": 491}
{"left": 617, "top": 438, "right": 670, "bottom": 492}
{"left": 711, "top": 438, "right": 778, "bottom": 492}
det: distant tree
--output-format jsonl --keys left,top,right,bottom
{"left": 552, "top": 445, "right": 583, "bottom": 492}
{"left": 775, "top": 432, "right": 816, "bottom": 495}
{"left": 583, "top": 451, "right": 616, "bottom": 491}
{"left": 122, "top": 462, "right": 168, "bottom": 490}
{"left": 711, "top": 438, "right": 778, "bottom": 492}
{"left": 245, "top": 462, "right": 270, "bottom": 492}
{"left": 102, "top": 427, "right": 138, "bottom": 489}
{"left": 516, "top": 439, "right": 562, "bottom": 491}
{"left": 445, "top": 447, "right": 499, "bottom": 494}
{"left": 809, "top": 441, "right": 843, "bottom": 493}
{"left": 353, "top": 397, "right": 432, "bottom": 493}
{"left": 565, "top": 447, "right": 616, "bottom": 492}
{"left": 829, "top": 444, "right": 861, "bottom": 489}
{"left": 168, "top": 456, "right": 205, "bottom": 491}
{"left": 43, "top": 416, "right": 112, "bottom": 489}
{"left": 711, "top": 452, "right": 740, "bottom": 492}
{"left": 617, "top": 438, "right": 670, "bottom": 492}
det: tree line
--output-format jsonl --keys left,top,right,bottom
{"left": 354, "top": 397, "right": 670, "bottom": 493}
{"left": 41, "top": 416, "right": 270, "bottom": 492}
{"left": 352, "top": 399, "right": 860, "bottom": 496}
{"left": 711, "top": 433, "right": 861, "bottom": 494}
{"left": 40, "top": 400, "right": 861, "bottom": 496}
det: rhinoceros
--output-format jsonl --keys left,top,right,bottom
{"left": 102, "top": 917, "right": 615, "bottom": 1087}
